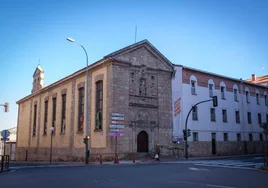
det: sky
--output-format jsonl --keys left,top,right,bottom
{"left": 0, "top": 0, "right": 267, "bottom": 130}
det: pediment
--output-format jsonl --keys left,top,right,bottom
{"left": 105, "top": 40, "right": 174, "bottom": 72}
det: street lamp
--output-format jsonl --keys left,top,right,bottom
{"left": 67, "top": 37, "right": 90, "bottom": 164}
{"left": 49, "top": 127, "right": 55, "bottom": 163}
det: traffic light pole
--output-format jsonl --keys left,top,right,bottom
{"left": 184, "top": 98, "right": 215, "bottom": 159}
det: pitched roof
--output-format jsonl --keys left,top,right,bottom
{"left": 17, "top": 39, "right": 173, "bottom": 104}
{"left": 245, "top": 75, "right": 268, "bottom": 85}
{"left": 33, "top": 64, "right": 44, "bottom": 76}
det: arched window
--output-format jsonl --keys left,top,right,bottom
{"left": 208, "top": 79, "right": 215, "bottom": 98}
{"left": 190, "top": 75, "right": 197, "bottom": 95}
{"left": 233, "top": 84, "right": 239, "bottom": 102}
{"left": 220, "top": 82, "right": 226, "bottom": 99}
{"left": 245, "top": 87, "right": 250, "bottom": 103}
{"left": 256, "top": 89, "right": 260, "bottom": 105}
{"left": 95, "top": 81, "right": 103, "bottom": 130}
{"left": 264, "top": 91, "right": 268, "bottom": 106}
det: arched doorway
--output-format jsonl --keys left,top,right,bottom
{"left": 137, "top": 131, "right": 149, "bottom": 152}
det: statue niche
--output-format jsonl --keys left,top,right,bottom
{"left": 139, "top": 78, "right": 147, "bottom": 96}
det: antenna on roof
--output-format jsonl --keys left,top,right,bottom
{"left": 135, "top": 25, "right": 137, "bottom": 43}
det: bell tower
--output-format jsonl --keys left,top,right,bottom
{"left": 32, "top": 65, "right": 44, "bottom": 93}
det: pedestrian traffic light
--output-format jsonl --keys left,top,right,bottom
{"left": 183, "top": 129, "right": 187, "bottom": 140}
{"left": 4, "top": 102, "right": 9, "bottom": 112}
{"left": 212, "top": 96, "right": 218, "bottom": 107}
{"left": 187, "top": 129, "right": 191, "bottom": 137}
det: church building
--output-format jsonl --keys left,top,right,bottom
{"left": 15, "top": 40, "right": 174, "bottom": 161}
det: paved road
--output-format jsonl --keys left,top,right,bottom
{"left": 1, "top": 162, "right": 267, "bottom": 188}
{"left": 166, "top": 155, "right": 265, "bottom": 169}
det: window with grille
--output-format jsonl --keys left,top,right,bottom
{"left": 221, "top": 86, "right": 225, "bottom": 99}
{"left": 224, "top": 133, "right": 228, "bottom": 141}
{"left": 247, "top": 112, "right": 252, "bottom": 124}
{"left": 249, "top": 133, "right": 253, "bottom": 141}
{"left": 258, "top": 113, "right": 262, "bottom": 125}
{"left": 246, "top": 91, "right": 250, "bottom": 103}
{"left": 191, "top": 80, "right": 196, "bottom": 95}
{"left": 61, "top": 94, "right": 66, "bottom": 134}
{"left": 78, "top": 88, "right": 84, "bottom": 132}
{"left": 234, "top": 89, "right": 238, "bottom": 102}
{"left": 210, "top": 108, "right": 216, "bottom": 122}
{"left": 237, "top": 133, "right": 241, "bottom": 141}
{"left": 256, "top": 93, "right": 260, "bottom": 105}
{"left": 33, "top": 104, "right": 37, "bottom": 136}
{"left": 193, "top": 132, "right": 198, "bottom": 141}
{"left": 95, "top": 81, "right": 103, "bottom": 130}
{"left": 192, "top": 106, "right": 198, "bottom": 120}
{"left": 235, "top": 111, "right": 240, "bottom": 124}
{"left": 222, "top": 109, "right": 227, "bottom": 123}
{"left": 44, "top": 100, "right": 48, "bottom": 135}
{"left": 209, "top": 84, "right": 213, "bottom": 98}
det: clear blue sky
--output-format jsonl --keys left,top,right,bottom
{"left": 0, "top": 0, "right": 267, "bottom": 130}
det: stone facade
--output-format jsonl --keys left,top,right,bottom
{"left": 15, "top": 40, "right": 174, "bottom": 161}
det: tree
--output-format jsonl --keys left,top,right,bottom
{"left": 261, "top": 123, "right": 268, "bottom": 141}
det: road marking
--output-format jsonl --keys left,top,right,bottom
{"left": 195, "top": 164, "right": 253, "bottom": 170}
{"left": 170, "top": 180, "right": 236, "bottom": 188}
{"left": 207, "top": 184, "right": 236, "bottom": 188}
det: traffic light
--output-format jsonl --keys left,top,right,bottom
{"left": 187, "top": 129, "right": 191, "bottom": 137}
{"left": 83, "top": 136, "right": 90, "bottom": 144}
{"left": 212, "top": 96, "right": 218, "bottom": 107}
{"left": 4, "top": 102, "right": 9, "bottom": 112}
{"left": 183, "top": 129, "right": 187, "bottom": 140}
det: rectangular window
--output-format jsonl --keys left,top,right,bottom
{"left": 78, "top": 88, "right": 85, "bottom": 132}
{"left": 256, "top": 93, "right": 260, "bottom": 105}
{"left": 246, "top": 91, "right": 250, "bottom": 103}
{"left": 234, "top": 89, "right": 238, "bottom": 101}
{"left": 260, "top": 134, "right": 263, "bottom": 141}
{"left": 210, "top": 108, "right": 216, "bottom": 122}
{"left": 247, "top": 112, "right": 252, "bottom": 124}
{"left": 95, "top": 81, "right": 103, "bottom": 130}
{"left": 237, "top": 133, "right": 241, "bottom": 141}
{"left": 265, "top": 95, "right": 268, "bottom": 106}
{"left": 258, "top": 113, "right": 262, "bottom": 125}
{"left": 222, "top": 109, "right": 227, "bottom": 123}
{"left": 235, "top": 111, "right": 240, "bottom": 124}
{"left": 209, "top": 84, "right": 213, "bottom": 98}
{"left": 193, "top": 132, "right": 198, "bottom": 141}
{"left": 52, "top": 97, "right": 57, "bottom": 130}
{"left": 192, "top": 106, "right": 198, "bottom": 120}
{"left": 221, "top": 86, "right": 225, "bottom": 99}
{"left": 33, "top": 104, "right": 37, "bottom": 136}
{"left": 224, "top": 133, "right": 228, "bottom": 141}
{"left": 266, "top": 114, "right": 268, "bottom": 123}
{"left": 43, "top": 101, "right": 48, "bottom": 135}
{"left": 61, "top": 94, "right": 66, "bottom": 134}
{"left": 191, "top": 80, "right": 196, "bottom": 95}
{"left": 249, "top": 133, "right": 253, "bottom": 141}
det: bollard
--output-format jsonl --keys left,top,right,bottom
{"left": 132, "top": 153, "right": 135, "bottom": 163}
{"left": 100, "top": 154, "right": 102, "bottom": 165}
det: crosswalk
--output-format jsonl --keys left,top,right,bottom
{"left": 166, "top": 159, "right": 264, "bottom": 169}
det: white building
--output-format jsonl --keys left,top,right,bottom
{"left": 172, "top": 65, "right": 268, "bottom": 157}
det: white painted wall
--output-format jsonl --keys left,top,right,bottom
{"left": 172, "top": 67, "right": 268, "bottom": 142}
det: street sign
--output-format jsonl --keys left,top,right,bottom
{"left": 1, "top": 130, "right": 10, "bottom": 139}
{"left": 110, "top": 125, "right": 125, "bottom": 129}
{"left": 109, "top": 129, "right": 124, "bottom": 133}
{"left": 109, "top": 133, "right": 124, "bottom": 137}
{"left": 111, "top": 113, "right": 125, "bottom": 117}
{"left": 111, "top": 116, "right": 125, "bottom": 121}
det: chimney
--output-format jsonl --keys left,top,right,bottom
{"left": 252, "top": 74, "right": 256, "bottom": 81}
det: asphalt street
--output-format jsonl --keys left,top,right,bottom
{"left": 1, "top": 161, "right": 267, "bottom": 188}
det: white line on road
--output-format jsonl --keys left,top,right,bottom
{"left": 207, "top": 184, "right": 236, "bottom": 188}
{"left": 195, "top": 164, "right": 253, "bottom": 170}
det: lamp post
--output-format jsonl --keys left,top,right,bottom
{"left": 49, "top": 127, "right": 55, "bottom": 163}
{"left": 67, "top": 37, "right": 89, "bottom": 164}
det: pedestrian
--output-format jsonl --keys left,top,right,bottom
{"left": 155, "top": 145, "right": 160, "bottom": 161}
